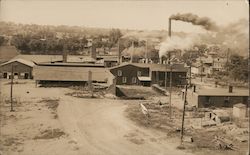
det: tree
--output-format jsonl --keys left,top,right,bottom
{"left": 109, "top": 29, "right": 122, "bottom": 44}
{"left": 226, "top": 54, "right": 248, "bottom": 82}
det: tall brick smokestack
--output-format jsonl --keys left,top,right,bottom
{"left": 168, "top": 18, "right": 171, "bottom": 38}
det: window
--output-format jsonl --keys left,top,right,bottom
{"left": 14, "top": 73, "right": 18, "bottom": 76}
{"left": 137, "top": 71, "right": 142, "bottom": 77}
{"left": 132, "top": 77, "right": 137, "bottom": 84}
{"left": 118, "top": 70, "right": 122, "bottom": 76}
{"left": 122, "top": 77, "right": 127, "bottom": 83}
{"left": 3, "top": 73, "right": 7, "bottom": 78}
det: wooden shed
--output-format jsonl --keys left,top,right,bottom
{"left": 0, "top": 58, "right": 35, "bottom": 79}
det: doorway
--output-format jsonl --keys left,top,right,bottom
{"left": 24, "top": 73, "right": 29, "bottom": 79}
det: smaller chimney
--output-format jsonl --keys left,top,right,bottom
{"left": 91, "top": 44, "right": 97, "bottom": 60}
{"left": 193, "top": 85, "right": 196, "bottom": 92}
{"left": 159, "top": 56, "right": 163, "bottom": 64}
{"left": 63, "top": 50, "right": 67, "bottom": 63}
{"left": 229, "top": 85, "right": 233, "bottom": 93}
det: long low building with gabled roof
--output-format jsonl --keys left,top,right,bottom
{"left": 33, "top": 63, "right": 115, "bottom": 86}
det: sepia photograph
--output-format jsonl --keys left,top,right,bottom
{"left": 0, "top": 0, "right": 249, "bottom": 155}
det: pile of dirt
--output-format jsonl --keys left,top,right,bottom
{"left": 65, "top": 91, "right": 100, "bottom": 98}
{"left": 38, "top": 98, "right": 60, "bottom": 111}
{"left": 2, "top": 137, "right": 23, "bottom": 147}
{"left": 33, "top": 129, "right": 66, "bottom": 140}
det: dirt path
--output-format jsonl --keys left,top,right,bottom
{"left": 57, "top": 96, "right": 192, "bottom": 155}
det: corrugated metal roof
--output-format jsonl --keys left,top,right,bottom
{"left": 194, "top": 88, "right": 249, "bottom": 96}
{"left": 33, "top": 65, "right": 114, "bottom": 82}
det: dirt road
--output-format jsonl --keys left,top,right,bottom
{"left": 58, "top": 96, "right": 192, "bottom": 155}
{"left": 0, "top": 80, "right": 191, "bottom": 155}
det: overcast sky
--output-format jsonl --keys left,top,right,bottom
{"left": 0, "top": 0, "right": 249, "bottom": 32}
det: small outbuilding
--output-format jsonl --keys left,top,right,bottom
{"left": 0, "top": 58, "right": 35, "bottom": 79}
{"left": 233, "top": 103, "right": 247, "bottom": 119}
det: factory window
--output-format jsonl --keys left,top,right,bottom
{"left": 137, "top": 71, "right": 142, "bottom": 77}
{"left": 122, "top": 77, "right": 127, "bottom": 83}
{"left": 118, "top": 70, "right": 122, "bottom": 76}
{"left": 132, "top": 77, "right": 137, "bottom": 84}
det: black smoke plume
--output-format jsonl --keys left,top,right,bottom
{"left": 170, "top": 13, "right": 218, "bottom": 31}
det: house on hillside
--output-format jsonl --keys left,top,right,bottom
{"left": 0, "top": 58, "right": 35, "bottom": 79}
{"left": 184, "top": 86, "right": 249, "bottom": 108}
{"left": 192, "top": 56, "right": 227, "bottom": 77}
{"left": 0, "top": 46, "right": 19, "bottom": 63}
{"left": 212, "top": 57, "right": 227, "bottom": 72}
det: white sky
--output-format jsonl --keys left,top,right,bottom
{"left": 0, "top": 0, "right": 249, "bottom": 32}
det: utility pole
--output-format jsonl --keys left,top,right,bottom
{"left": 181, "top": 85, "right": 188, "bottom": 143}
{"left": 200, "top": 61, "right": 203, "bottom": 82}
{"left": 145, "top": 39, "right": 148, "bottom": 63}
{"left": 88, "top": 70, "right": 93, "bottom": 97}
{"left": 10, "top": 64, "right": 14, "bottom": 112}
{"left": 169, "top": 65, "right": 172, "bottom": 119}
{"left": 118, "top": 39, "right": 121, "bottom": 65}
{"left": 164, "top": 71, "right": 167, "bottom": 90}
{"left": 189, "top": 63, "right": 192, "bottom": 87}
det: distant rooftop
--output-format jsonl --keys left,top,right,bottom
{"left": 37, "top": 62, "right": 104, "bottom": 67}
{"left": 13, "top": 54, "right": 118, "bottom": 63}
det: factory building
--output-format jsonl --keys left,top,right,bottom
{"left": 184, "top": 86, "right": 249, "bottom": 108}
